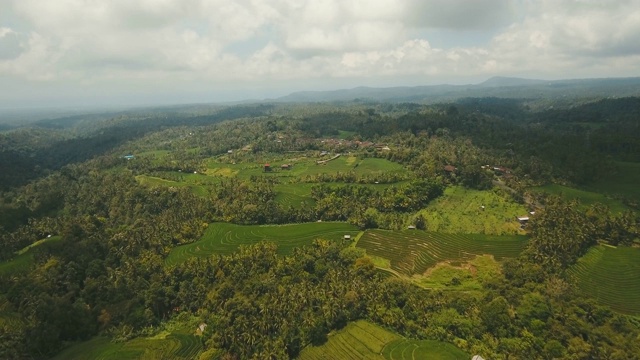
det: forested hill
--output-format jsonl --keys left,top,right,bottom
{"left": 1, "top": 93, "right": 639, "bottom": 359}
{"left": 275, "top": 76, "right": 640, "bottom": 104}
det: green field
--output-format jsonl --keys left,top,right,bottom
{"left": 274, "top": 183, "right": 316, "bottom": 209}
{"left": 420, "top": 186, "right": 528, "bottom": 235}
{"left": 52, "top": 332, "right": 203, "bottom": 360}
{"left": 587, "top": 161, "right": 640, "bottom": 203}
{"left": 382, "top": 339, "right": 469, "bottom": 360}
{"left": 166, "top": 222, "right": 360, "bottom": 266}
{"left": 0, "top": 236, "right": 62, "bottom": 276}
{"left": 357, "top": 230, "right": 528, "bottom": 277}
{"left": 568, "top": 245, "right": 640, "bottom": 315}
{"left": 299, "top": 320, "right": 399, "bottom": 360}
{"left": 206, "top": 156, "right": 407, "bottom": 180}
{"left": 533, "top": 184, "right": 630, "bottom": 213}
{"left": 298, "top": 320, "right": 467, "bottom": 360}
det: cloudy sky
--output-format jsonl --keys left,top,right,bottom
{"left": 1, "top": 0, "right": 640, "bottom": 108}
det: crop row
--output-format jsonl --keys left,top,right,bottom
{"left": 357, "top": 230, "right": 527, "bottom": 276}
{"left": 166, "top": 222, "right": 359, "bottom": 266}
{"left": 568, "top": 246, "right": 640, "bottom": 315}
{"left": 299, "top": 320, "right": 398, "bottom": 360}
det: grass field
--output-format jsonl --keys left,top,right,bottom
{"left": 357, "top": 230, "right": 527, "bottom": 277}
{"left": 166, "top": 222, "right": 360, "bottom": 266}
{"left": 382, "top": 339, "right": 469, "bottom": 360}
{"left": 419, "top": 186, "right": 528, "bottom": 235}
{"left": 274, "top": 183, "right": 316, "bottom": 209}
{"left": 533, "top": 184, "right": 630, "bottom": 213}
{"left": 416, "top": 255, "right": 502, "bottom": 290}
{"left": 568, "top": 245, "right": 640, "bottom": 315}
{"left": 299, "top": 320, "right": 399, "bottom": 360}
{"left": 206, "top": 156, "right": 407, "bottom": 180}
{"left": 587, "top": 161, "right": 640, "bottom": 203}
{"left": 0, "top": 236, "right": 62, "bottom": 276}
{"left": 298, "top": 320, "right": 467, "bottom": 360}
{"left": 52, "top": 332, "right": 203, "bottom": 360}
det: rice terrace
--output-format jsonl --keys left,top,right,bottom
{"left": 298, "top": 320, "right": 468, "bottom": 360}
{"left": 357, "top": 230, "right": 528, "bottom": 276}
{"left": 166, "top": 222, "right": 360, "bottom": 266}
{"left": 568, "top": 245, "right": 640, "bottom": 315}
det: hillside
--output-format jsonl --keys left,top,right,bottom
{"left": 275, "top": 76, "right": 640, "bottom": 104}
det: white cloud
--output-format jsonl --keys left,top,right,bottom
{"left": 1, "top": 0, "right": 640, "bottom": 106}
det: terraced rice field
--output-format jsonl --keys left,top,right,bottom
{"left": 274, "top": 183, "right": 316, "bottom": 209}
{"left": 357, "top": 230, "right": 528, "bottom": 276}
{"left": 0, "top": 236, "right": 62, "bottom": 276}
{"left": 421, "top": 186, "right": 528, "bottom": 234}
{"left": 533, "top": 184, "right": 630, "bottom": 213}
{"left": 382, "top": 339, "right": 469, "bottom": 360}
{"left": 568, "top": 245, "right": 640, "bottom": 315}
{"left": 52, "top": 333, "right": 202, "bottom": 360}
{"left": 299, "top": 320, "right": 467, "bottom": 360}
{"left": 166, "top": 222, "right": 359, "bottom": 266}
{"left": 298, "top": 320, "right": 400, "bottom": 360}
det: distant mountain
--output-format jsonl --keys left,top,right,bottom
{"left": 477, "top": 76, "right": 548, "bottom": 87}
{"left": 274, "top": 77, "right": 640, "bottom": 104}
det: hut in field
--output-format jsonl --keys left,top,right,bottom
{"left": 407, "top": 225, "right": 416, "bottom": 230}
{"left": 343, "top": 235, "right": 352, "bottom": 243}
{"left": 281, "top": 164, "right": 291, "bottom": 170}
{"left": 264, "top": 163, "right": 271, "bottom": 172}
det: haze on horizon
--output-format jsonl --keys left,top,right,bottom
{"left": 1, "top": 0, "right": 640, "bottom": 109}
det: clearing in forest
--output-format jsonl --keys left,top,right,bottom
{"left": 532, "top": 184, "right": 630, "bottom": 213}
{"left": 166, "top": 222, "right": 360, "bottom": 266}
{"left": 0, "top": 236, "right": 62, "bottom": 276}
{"left": 568, "top": 245, "right": 640, "bottom": 315}
{"left": 382, "top": 339, "right": 469, "bottom": 360}
{"left": 357, "top": 230, "right": 527, "bottom": 277}
{"left": 419, "top": 186, "right": 528, "bottom": 235}
{"left": 51, "top": 332, "right": 203, "bottom": 360}
{"left": 298, "top": 320, "right": 468, "bottom": 360}
{"left": 586, "top": 161, "right": 640, "bottom": 204}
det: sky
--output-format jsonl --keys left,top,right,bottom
{"left": 1, "top": 0, "right": 640, "bottom": 108}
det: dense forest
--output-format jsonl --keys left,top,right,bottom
{"left": 0, "top": 96, "right": 639, "bottom": 359}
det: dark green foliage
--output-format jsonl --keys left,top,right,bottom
{"left": 1, "top": 98, "right": 640, "bottom": 359}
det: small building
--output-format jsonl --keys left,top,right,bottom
{"left": 123, "top": 155, "right": 135, "bottom": 160}
{"left": 227, "top": 150, "right": 233, "bottom": 154}
{"left": 343, "top": 235, "right": 351, "bottom": 241}
{"left": 517, "top": 216, "right": 530, "bottom": 222}
{"left": 264, "top": 163, "right": 271, "bottom": 172}
{"left": 281, "top": 164, "right": 291, "bottom": 170}
{"left": 407, "top": 225, "right": 416, "bottom": 230}
{"left": 472, "top": 356, "right": 485, "bottom": 360}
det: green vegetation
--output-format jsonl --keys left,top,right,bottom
{"left": 382, "top": 339, "right": 469, "bottom": 360}
{"left": 298, "top": 320, "right": 400, "bottom": 359}
{"left": 2, "top": 98, "right": 640, "bottom": 359}
{"left": 417, "top": 255, "right": 502, "bottom": 290}
{"left": 357, "top": 230, "right": 527, "bottom": 276}
{"left": 135, "top": 174, "right": 211, "bottom": 197}
{"left": 274, "top": 183, "right": 316, "bottom": 209}
{"left": 587, "top": 161, "right": 640, "bottom": 203}
{"left": 533, "top": 184, "right": 630, "bottom": 213}
{"left": 51, "top": 332, "right": 203, "bottom": 360}
{"left": 419, "top": 186, "right": 527, "bottom": 234}
{"left": 166, "top": 222, "right": 359, "bottom": 265}
{"left": 568, "top": 245, "right": 640, "bottom": 315}
{"left": 0, "top": 236, "right": 62, "bottom": 276}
